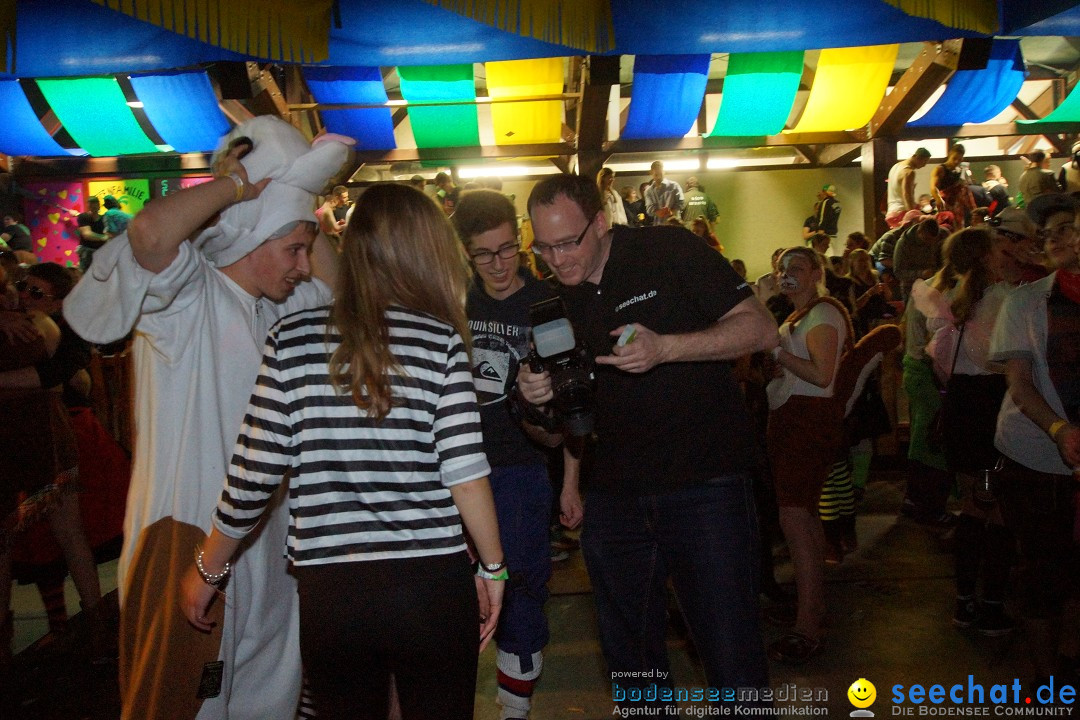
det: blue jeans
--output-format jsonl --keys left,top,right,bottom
{"left": 582, "top": 476, "right": 769, "bottom": 706}
{"left": 490, "top": 464, "right": 552, "bottom": 657}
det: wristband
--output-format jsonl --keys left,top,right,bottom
{"left": 195, "top": 548, "right": 232, "bottom": 588}
{"left": 1049, "top": 419, "right": 1069, "bottom": 441}
{"left": 476, "top": 564, "right": 509, "bottom": 581}
{"left": 225, "top": 172, "right": 245, "bottom": 203}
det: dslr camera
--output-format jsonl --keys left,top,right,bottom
{"left": 521, "top": 297, "right": 596, "bottom": 437}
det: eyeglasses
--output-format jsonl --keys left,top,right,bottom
{"left": 15, "top": 279, "right": 55, "bottom": 300}
{"left": 1039, "top": 224, "right": 1080, "bottom": 245}
{"left": 470, "top": 242, "right": 520, "bottom": 265}
{"left": 532, "top": 221, "right": 590, "bottom": 257}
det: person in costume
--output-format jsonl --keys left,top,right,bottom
{"left": 63, "top": 116, "right": 352, "bottom": 720}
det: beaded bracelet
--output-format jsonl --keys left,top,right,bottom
{"left": 195, "top": 548, "right": 232, "bottom": 588}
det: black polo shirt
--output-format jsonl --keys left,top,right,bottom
{"left": 559, "top": 225, "right": 758, "bottom": 495}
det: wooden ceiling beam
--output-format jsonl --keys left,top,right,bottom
{"left": 899, "top": 121, "right": 1080, "bottom": 141}
{"left": 792, "top": 145, "right": 818, "bottom": 164}
{"left": 250, "top": 66, "right": 290, "bottom": 122}
{"left": 870, "top": 40, "right": 960, "bottom": 137}
{"left": 818, "top": 143, "right": 863, "bottom": 166}
{"left": 608, "top": 131, "right": 860, "bottom": 154}
{"left": 1013, "top": 93, "right": 1073, "bottom": 156}
{"left": 578, "top": 55, "right": 619, "bottom": 180}
{"left": 350, "top": 142, "right": 576, "bottom": 164}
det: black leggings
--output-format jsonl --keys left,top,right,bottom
{"left": 295, "top": 553, "right": 479, "bottom": 720}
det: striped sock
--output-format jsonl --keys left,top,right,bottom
{"left": 497, "top": 649, "right": 542, "bottom": 720}
{"left": 295, "top": 674, "right": 318, "bottom": 719}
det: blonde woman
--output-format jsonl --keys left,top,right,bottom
{"left": 766, "top": 246, "right": 852, "bottom": 663}
{"left": 181, "top": 184, "right": 504, "bottom": 720}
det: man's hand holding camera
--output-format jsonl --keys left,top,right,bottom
{"left": 517, "top": 364, "right": 554, "bottom": 406}
{"left": 596, "top": 323, "right": 667, "bottom": 374}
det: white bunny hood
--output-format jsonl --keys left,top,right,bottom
{"left": 193, "top": 115, "right": 354, "bottom": 266}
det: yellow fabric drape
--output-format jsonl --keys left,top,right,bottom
{"left": 788, "top": 44, "right": 899, "bottom": 134}
{"left": 882, "top": 0, "right": 998, "bottom": 35}
{"left": 91, "top": 0, "right": 332, "bottom": 63}
{"left": 486, "top": 58, "right": 565, "bottom": 145}
{"left": 422, "top": 0, "right": 613, "bottom": 53}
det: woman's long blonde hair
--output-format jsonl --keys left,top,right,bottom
{"left": 938, "top": 227, "right": 994, "bottom": 325}
{"left": 329, "top": 183, "right": 472, "bottom": 419}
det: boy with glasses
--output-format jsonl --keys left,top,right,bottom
{"left": 453, "top": 190, "right": 581, "bottom": 720}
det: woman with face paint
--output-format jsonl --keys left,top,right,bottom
{"left": 764, "top": 247, "right": 853, "bottom": 664}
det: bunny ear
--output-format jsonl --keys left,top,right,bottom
{"left": 275, "top": 139, "right": 354, "bottom": 194}
{"left": 313, "top": 132, "right": 357, "bottom": 148}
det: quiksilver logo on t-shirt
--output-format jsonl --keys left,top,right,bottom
{"left": 615, "top": 290, "right": 658, "bottom": 313}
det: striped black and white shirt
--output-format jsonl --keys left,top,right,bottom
{"left": 213, "top": 305, "right": 491, "bottom": 566}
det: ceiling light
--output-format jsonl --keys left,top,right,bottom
{"left": 456, "top": 164, "right": 562, "bottom": 179}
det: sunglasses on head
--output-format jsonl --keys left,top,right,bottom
{"left": 15, "top": 279, "right": 55, "bottom": 300}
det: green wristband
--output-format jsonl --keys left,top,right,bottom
{"left": 476, "top": 565, "right": 509, "bottom": 581}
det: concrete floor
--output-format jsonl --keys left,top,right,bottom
{"left": 6, "top": 472, "right": 1056, "bottom": 719}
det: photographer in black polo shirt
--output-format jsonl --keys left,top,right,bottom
{"left": 517, "top": 174, "right": 778, "bottom": 709}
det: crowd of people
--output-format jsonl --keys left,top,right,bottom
{"left": 0, "top": 121, "right": 1078, "bottom": 720}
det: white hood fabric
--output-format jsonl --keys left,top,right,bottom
{"left": 193, "top": 116, "right": 354, "bottom": 267}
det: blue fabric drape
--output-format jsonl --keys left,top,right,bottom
{"left": 129, "top": 71, "right": 231, "bottom": 153}
{"left": 6, "top": 0, "right": 1072, "bottom": 78}
{"left": 621, "top": 54, "right": 710, "bottom": 140}
{"left": 0, "top": 80, "right": 82, "bottom": 157}
{"left": 302, "top": 66, "right": 397, "bottom": 150}
{"left": 908, "top": 39, "right": 1026, "bottom": 126}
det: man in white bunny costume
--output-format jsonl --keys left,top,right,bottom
{"left": 64, "top": 116, "right": 353, "bottom": 720}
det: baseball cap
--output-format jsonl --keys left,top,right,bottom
{"left": 1026, "top": 193, "right": 1080, "bottom": 228}
{"left": 822, "top": 184, "right": 837, "bottom": 194}
{"left": 989, "top": 206, "right": 1037, "bottom": 239}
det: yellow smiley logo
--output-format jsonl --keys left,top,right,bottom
{"left": 848, "top": 678, "right": 876, "bottom": 709}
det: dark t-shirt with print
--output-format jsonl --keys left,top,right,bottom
{"left": 466, "top": 270, "right": 557, "bottom": 467}
{"left": 558, "top": 225, "right": 757, "bottom": 495}
{"left": 76, "top": 212, "right": 106, "bottom": 248}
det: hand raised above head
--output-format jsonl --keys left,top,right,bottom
{"left": 213, "top": 140, "right": 270, "bottom": 204}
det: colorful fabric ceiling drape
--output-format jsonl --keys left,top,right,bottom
{"left": 0, "top": 80, "right": 81, "bottom": 157}
{"left": 398, "top": 64, "right": 480, "bottom": 149}
{"left": 8, "top": 0, "right": 1074, "bottom": 78}
{"left": 420, "top": 0, "right": 614, "bottom": 53}
{"left": 788, "top": 44, "right": 899, "bottom": 133}
{"left": 1020, "top": 83, "right": 1080, "bottom": 123}
{"left": 303, "top": 66, "right": 397, "bottom": 150}
{"left": 621, "top": 54, "right": 711, "bottom": 140}
{"left": 710, "top": 51, "right": 804, "bottom": 137}
{"left": 485, "top": 58, "right": 564, "bottom": 145}
{"left": 908, "top": 39, "right": 1026, "bottom": 126}
{"left": 128, "top": 70, "right": 231, "bottom": 153}
{"left": 91, "top": 0, "right": 333, "bottom": 63}
{"left": 35, "top": 77, "right": 162, "bottom": 156}
{"left": 883, "top": 0, "right": 999, "bottom": 34}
